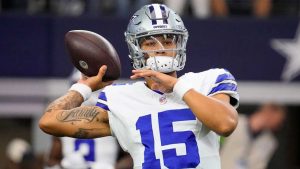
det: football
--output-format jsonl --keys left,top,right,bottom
{"left": 65, "top": 30, "right": 121, "bottom": 81}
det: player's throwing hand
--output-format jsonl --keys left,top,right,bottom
{"left": 79, "top": 65, "right": 114, "bottom": 91}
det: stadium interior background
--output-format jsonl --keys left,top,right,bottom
{"left": 0, "top": 0, "right": 300, "bottom": 168}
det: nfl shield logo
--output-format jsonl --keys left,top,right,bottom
{"left": 159, "top": 96, "right": 167, "bottom": 104}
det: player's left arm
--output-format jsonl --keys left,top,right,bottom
{"left": 131, "top": 69, "right": 238, "bottom": 137}
{"left": 182, "top": 90, "right": 238, "bottom": 137}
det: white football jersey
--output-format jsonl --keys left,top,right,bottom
{"left": 96, "top": 68, "right": 239, "bottom": 169}
{"left": 61, "top": 137, "right": 118, "bottom": 169}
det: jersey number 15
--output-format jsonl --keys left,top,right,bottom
{"left": 136, "top": 109, "right": 200, "bottom": 169}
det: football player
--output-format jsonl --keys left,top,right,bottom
{"left": 40, "top": 4, "right": 239, "bottom": 169}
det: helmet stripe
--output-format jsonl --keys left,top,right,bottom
{"left": 160, "top": 5, "right": 168, "bottom": 24}
{"left": 148, "top": 5, "right": 157, "bottom": 25}
{"left": 153, "top": 4, "right": 163, "bottom": 25}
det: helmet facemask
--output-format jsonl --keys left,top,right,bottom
{"left": 127, "top": 32, "right": 187, "bottom": 73}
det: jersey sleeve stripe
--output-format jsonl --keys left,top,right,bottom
{"left": 96, "top": 101, "right": 110, "bottom": 111}
{"left": 96, "top": 92, "right": 109, "bottom": 110}
{"left": 208, "top": 83, "right": 237, "bottom": 95}
{"left": 211, "top": 80, "right": 237, "bottom": 88}
{"left": 215, "top": 73, "right": 235, "bottom": 84}
{"left": 98, "top": 92, "right": 107, "bottom": 101}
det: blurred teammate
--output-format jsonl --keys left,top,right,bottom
{"left": 40, "top": 4, "right": 239, "bottom": 169}
{"left": 221, "top": 102, "right": 287, "bottom": 169}
{"left": 6, "top": 138, "right": 39, "bottom": 169}
{"left": 44, "top": 70, "right": 119, "bottom": 169}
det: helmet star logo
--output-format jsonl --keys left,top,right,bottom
{"left": 130, "top": 15, "right": 138, "bottom": 21}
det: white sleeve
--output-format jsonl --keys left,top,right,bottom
{"left": 206, "top": 68, "right": 239, "bottom": 108}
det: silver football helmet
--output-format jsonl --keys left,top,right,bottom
{"left": 125, "top": 4, "right": 188, "bottom": 73}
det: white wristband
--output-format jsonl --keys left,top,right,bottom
{"left": 173, "top": 79, "right": 193, "bottom": 100}
{"left": 69, "top": 83, "right": 92, "bottom": 101}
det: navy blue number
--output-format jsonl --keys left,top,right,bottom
{"left": 136, "top": 109, "right": 200, "bottom": 169}
{"left": 136, "top": 114, "right": 161, "bottom": 168}
{"left": 75, "top": 139, "right": 95, "bottom": 161}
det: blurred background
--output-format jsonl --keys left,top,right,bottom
{"left": 0, "top": 0, "right": 300, "bottom": 169}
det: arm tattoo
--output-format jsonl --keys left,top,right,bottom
{"left": 43, "top": 91, "right": 110, "bottom": 138}
{"left": 56, "top": 106, "right": 99, "bottom": 122}
{"left": 45, "top": 91, "right": 83, "bottom": 113}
